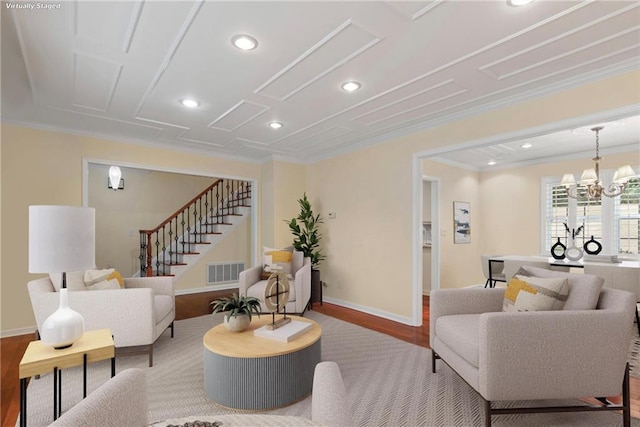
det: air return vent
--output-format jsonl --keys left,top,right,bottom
{"left": 207, "top": 262, "right": 245, "bottom": 285}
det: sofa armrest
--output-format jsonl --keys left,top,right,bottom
{"left": 50, "top": 368, "right": 147, "bottom": 427}
{"left": 429, "top": 288, "right": 504, "bottom": 347}
{"left": 238, "top": 265, "right": 262, "bottom": 296}
{"left": 294, "top": 262, "right": 311, "bottom": 312}
{"left": 312, "top": 361, "right": 351, "bottom": 427}
{"left": 31, "top": 288, "right": 156, "bottom": 347}
{"left": 125, "top": 276, "right": 174, "bottom": 298}
{"left": 480, "top": 308, "right": 634, "bottom": 401}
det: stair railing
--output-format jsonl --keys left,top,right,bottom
{"left": 139, "top": 178, "right": 251, "bottom": 277}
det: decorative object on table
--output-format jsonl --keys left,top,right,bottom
{"left": 28, "top": 205, "right": 95, "bottom": 349}
{"left": 453, "top": 201, "right": 470, "bottom": 244}
{"left": 560, "top": 126, "right": 636, "bottom": 200}
{"left": 563, "top": 222, "right": 585, "bottom": 261}
{"left": 285, "top": 193, "right": 324, "bottom": 303}
{"left": 550, "top": 237, "right": 567, "bottom": 260}
{"left": 583, "top": 235, "right": 603, "bottom": 255}
{"left": 263, "top": 267, "right": 291, "bottom": 330}
{"left": 210, "top": 293, "right": 261, "bottom": 333}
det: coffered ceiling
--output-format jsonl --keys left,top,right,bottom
{"left": 1, "top": 1, "right": 639, "bottom": 165}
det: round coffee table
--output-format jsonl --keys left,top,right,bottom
{"left": 203, "top": 315, "right": 321, "bottom": 410}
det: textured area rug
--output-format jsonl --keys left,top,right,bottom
{"left": 20, "top": 312, "right": 640, "bottom": 427}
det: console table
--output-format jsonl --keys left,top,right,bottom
{"left": 203, "top": 315, "right": 321, "bottom": 410}
{"left": 19, "top": 328, "right": 115, "bottom": 427}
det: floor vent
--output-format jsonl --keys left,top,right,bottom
{"left": 207, "top": 262, "right": 245, "bottom": 285}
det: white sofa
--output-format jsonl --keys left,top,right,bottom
{"left": 430, "top": 266, "right": 635, "bottom": 427}
{"left": 27, "top": 275, "right": 175, "bottom": 367}
{"left": 238, "top": 251, "right": 312, "bottom": 314}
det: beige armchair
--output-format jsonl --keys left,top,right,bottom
{"left": 238, "top": 251, "right": 311, "bottom": 314}
{"left": 430, "top": 269, "right": 635, "bottom": 426}
{"left": 27, "top": 275, "right": 175, "bottom": 367}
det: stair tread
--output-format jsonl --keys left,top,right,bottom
{"left": 194, "top": 232, "right": 222, "bottom": 235}
{"left": 160, "top": 262, "right": 187, "bottom": 266}
{"left": 181, "top": 241, "right": 211, "bottom": 244}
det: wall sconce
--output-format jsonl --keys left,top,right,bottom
{"left": 108, "top": 166, "right": 124, "bottom": 190}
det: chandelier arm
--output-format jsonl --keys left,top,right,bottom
{"left": 602, "top": 183, "right": 625, "bottom": 198}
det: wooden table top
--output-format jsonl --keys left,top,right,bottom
{"left": 19, "top": 329, "right": 115, "bottom": 379}
{"left": 203, "top": 315, "right": 321, "bottom": 358}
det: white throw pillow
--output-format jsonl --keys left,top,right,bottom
{"left": 86, "top": 278, "right": 121, "bottom": 290}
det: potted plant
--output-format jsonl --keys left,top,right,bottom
{"left": 285, "top": 193, "right": 325, "bottom": 303}
{"left": 211, "top": 293, "right": 261, "bottom": 332}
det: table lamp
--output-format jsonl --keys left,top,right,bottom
{"left": 29, "top": 206, "right": 95, "bottom": 349}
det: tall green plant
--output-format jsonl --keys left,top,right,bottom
{"left": 285, "top": 193, "right": 325, "bottom": 269}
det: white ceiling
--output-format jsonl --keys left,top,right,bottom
{"left": 2, "top": 1, "right": 639, "bottom": 165}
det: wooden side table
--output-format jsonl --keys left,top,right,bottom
{"left": 19, "top": 328, "right": 116, "bottom": 427}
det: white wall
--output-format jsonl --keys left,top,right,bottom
{"left": 422, "top": 181, "right": 432, "bottom": 294}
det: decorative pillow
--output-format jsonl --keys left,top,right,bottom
{"left": 84, "top": 268, "right": 115, "bottom": 286}
{"left": 262, "top": 246, "right": 293, "bottom": 277}
{"left": 86, "top": 278, "right": 121, "bottom": 290}
{"left": 106, "top": 270, "right": 125, "bottom": 287}
{"left": 49, "top": 271, "right": 86, "bottom": 292}
{"left": 503, "top": 274, "right": 569, "bottom": 312}
{"left": 518, "top": 265, "right": 604, "bottom": 310}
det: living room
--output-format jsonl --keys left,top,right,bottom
{"left": 2, "top": 1, "right": 640, "bottom": 426}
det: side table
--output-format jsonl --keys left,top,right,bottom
{"left": 19, "top": 328, "right": 115, "bottom": 427}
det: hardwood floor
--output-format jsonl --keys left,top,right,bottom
{"left": 1, "top": 293, "right": 638, "bottom": 426}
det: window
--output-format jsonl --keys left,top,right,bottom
{"left": 542, "top": 169, "right": 639, "bottom": 257}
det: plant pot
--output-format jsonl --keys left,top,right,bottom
{"left": 223, "top": 314, "right": 251, "bottom": 332}
{"left": 311, "top": 269, "right": 322, "bottom": 303}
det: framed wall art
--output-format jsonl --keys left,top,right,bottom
{"left": 453, "top": 201, "right": 470, "bottom": 244}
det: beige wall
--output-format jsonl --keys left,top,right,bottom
{"left": 307, "top": 70, "right": 640, "bottom": 323}
{"left": 1, "top": 125, "right": 261, "bottom": 332}
{"left": 273, "top": 161, "right": 307, "bottom": 249}
{"left": 422, "top": 181, "right": 431, "bottom": 294}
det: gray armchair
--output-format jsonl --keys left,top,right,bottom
{"left": 430, "top": 270, "right": 635, "bottom": 426}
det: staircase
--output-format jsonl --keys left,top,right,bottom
{"left": 138, "top": 178, "right": 252, "bottom": 279}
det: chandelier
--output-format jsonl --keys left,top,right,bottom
{"left": 560, "top": 126, "right": 636, "bottom": 200}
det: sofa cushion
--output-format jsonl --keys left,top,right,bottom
{"left": 49, "top": 271, "right": 86, "bottom": 292}
{"left": 435, "top": 314, "right": 480, "bottom": 368}
{"left": 154, "top": 295, "right": 174, "bottom": 325}
{"left": 502, "top": 275, "right": 569, "bottom": 312}
{"left": 246, "top": 279, "right": 297, "bottom": 304}
{"left": 519, "top": 265, "right": 603, "bottom": 310}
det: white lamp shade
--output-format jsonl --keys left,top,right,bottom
{"left": 29, "top": 206, "right": 95, "bottom": 273}
{"left": 108, "top": 166, "right": 122, "bottom": 190}
{"left": 560, "top": 174, "right": 576, "bottom": 187}
{"left": 579, "top": 168, "right": 598, "bottom": 185}
{"left": 613, "top": 165, "right": 636, "bottom": 183}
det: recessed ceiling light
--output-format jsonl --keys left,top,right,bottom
{"left": 341, "top": 81, "right": 361, "bottom": 92}
{"left": 507, "top": 0, "right": 534, "bottom": 6}
{"left": 521, "top": 143, "right": 533, "bottom": 149}
{"left": 268, "top": 121, "right": 283, "bottom": 129}
{"left": 488, "top": 160, "right": 497, "bottom": 166}
{"left": 181, "top": 99, "right": 199, "bottom": 108}
{"left": 231, "top": 34, "right": 258, "bottom": 51}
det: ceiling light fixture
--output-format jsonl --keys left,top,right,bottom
{"left": 341, "top": 81, "right": 361, "bottom": 92}
{"left": 506, "top": 0, "right": 534, "bottom": 6}
{"left": 268, "top": 122, "right": 283, "bottom": 129}
{"left": 521, "top": 143, "right": 533, "bottom": 149}
{"left": 560, "top": 126, "right": 636, "bottom": 200}
{"left": 231, "top": 34, "right": 258, "bottom": 51}
{"left": 488, "top": 160, "right": 497, "bottom": 166}
{"left": 181, "top": 99, "right": 199, "bottom": 108}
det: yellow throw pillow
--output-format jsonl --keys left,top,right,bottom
{"left": 84, "top": 268, "right": 114, "bottom": 286}
{"left": 107, "top": 270, "right": 125, "bottom": 287}
{"left": 503, "top": 275, "right": 569, "bottom": 312}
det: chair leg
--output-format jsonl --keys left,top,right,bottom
{"left": 170, "top": 321, "right": 174, "bottom": 338}
{"left": 624, "top": 362, "right": 631, "bottom": 427}
{"left": 635, "top": 305, "right": 640, "bottom": 337}
{"left": 148, "top": 345, "right": 153, "bottom": 368}
{"left": 484, "top": 399, "right": 492, "bottom": 427}
{"left": 431, "top": 349, "right": 439, "bottom": 373}
{"left": 484, "top": 278, "right": 490, "bottom": 288}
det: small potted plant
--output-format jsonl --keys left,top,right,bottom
{"left": 211, "top": 293, "right": 261, "bottom": 332}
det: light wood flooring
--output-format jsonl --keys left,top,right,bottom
{"left": 2, "top": 292, "right": 639, "bottom": 426}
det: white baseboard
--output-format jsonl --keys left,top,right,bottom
{"left": 322, "top": 296, "right": 415, "bottom": 326}
{"left": 1, "top": 326, "right": 36, "bottom": 338}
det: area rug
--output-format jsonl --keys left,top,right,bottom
{"left": 19, "top": 312, "right": 640, "bottom": 427}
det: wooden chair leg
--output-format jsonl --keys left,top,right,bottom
{"left": 148, "top": 345, "right": 153, "bottom": 368}
{"left": 635, "top": 305, "right": 640, "bottom": 337}
{"left": 624, "top": 362, "right": 631, "bottom": 427}
{"left": 431, "top": 349, "right": 438, "bottom": 373}
{"left": 484, "top": 399, "right": 492, "bottom": 427}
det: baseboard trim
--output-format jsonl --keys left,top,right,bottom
{"left": 1, "top": 326, "right": 36, "bottom": 338}
{"left": 322, "top": 296, "right": 416, "bottom": 326}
